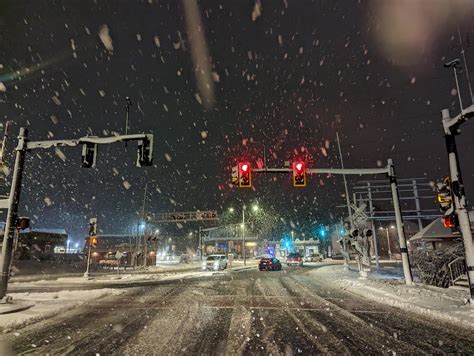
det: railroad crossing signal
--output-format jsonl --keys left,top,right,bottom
{"left": 238, "top": 162, "right": 252, "bottom": 188}
{"left": 292, "top": 161, "right": 306, "bottom": 187}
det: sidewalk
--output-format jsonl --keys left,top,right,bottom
{"left": 0, "top": 289, "right": 124, "bottom": 332}
{"left": 311, "top": 264, "right": 474, "bottom": 330}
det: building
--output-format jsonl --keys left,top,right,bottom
{"left": 409, "top": 211, "right": 474, "bottom": 251}
{"left": 0, "top": 227, "right": 68, "bottom": 260}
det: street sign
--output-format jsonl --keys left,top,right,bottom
{"left": 148, "top": 210, "right": 218, "bottom": 223}
{"left": 115, "top": 251, "right": 124, "bottom": 260}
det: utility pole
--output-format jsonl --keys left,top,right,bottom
{"left": 0, "top": 128, "right": 27, "bottom": 301}
{"left": 441, "top": 106, "right": 474, "bottom": 302}
{"left": 125, "top": 97, "right": 132, "bottom": 148}
{"left": 388, "top": 158, "right": 413, "bottom": 285}
{"left": 199, "top": 226, "right": 203, "bottom": 261}
{"left": 367, "top": 182, "right": 380, "bottom": 270}
{"left": 336, "top": 132, "right": 353, "bottom": 230}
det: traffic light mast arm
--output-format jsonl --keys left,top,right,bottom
{"left": 442, "top": 104, "right": 474, "bottom": 134}
{"left": 251, "top": 167, "right": 390, "bottom": 175}
{"left": 26, "top": 133, "right": 152, "bottom": 150}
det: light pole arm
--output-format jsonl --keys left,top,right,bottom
{"left": 442, "top": 104, "right": 474, "bottom": 134}
{"left": 26, "top": 133, "right": 152, "bottom": 150}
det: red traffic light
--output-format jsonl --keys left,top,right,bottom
{"left": 292, "top": 161, "right": 306, "bottom": 187}
{"left": 238, "top": 162, "right": 252, "bottom": 188}
{"left": 442, "top": 215, "right": 456, "bottom": 229}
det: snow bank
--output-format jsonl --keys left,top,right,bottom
{"left": 312, "top": 264, "right": 474, "bottom": 330}
{"left": 0, "top": 288, "right": 123, "bottom": 332}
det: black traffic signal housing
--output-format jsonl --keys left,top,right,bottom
{"left": 16, "top": 216, "right": 31, "bottom": 230}
{"left": 436, "top": 177, "right": 454, "bottom": 212}
{"left": 136, "top": 134, "right": 153, "bottom": 167}
{"left": 231, "top": 165, "right": 239, "bottom": 186}
{"left": 81, "top": 143, "right": 98, "bottom": 168}
{"left": 292, "top": 161, "right": 306, "bottom": 187}
{"left": 238, "top": 162, "right": 252, "bottom": 188}
{"left": 89, "top": 218, "right": 97, "bottom": 236}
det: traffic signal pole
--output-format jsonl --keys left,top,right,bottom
{"left": 441, "top": 106, "right": 474, "bottom": 302}
{"left": 0, "top": 128, "right": 153, "bottom": 301}
{"left": 0, "top": 128, "right": 27, "bottom": 302}
{"left": 245, "top": 162, "right": 414, "bottom": 285}
{"left": 388, "top": 159, "right": 413, "bottom": 284}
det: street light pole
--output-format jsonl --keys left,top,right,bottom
{"left": 441, "top": 106, "right": 474, "bottom": 302}
{"left": 242, "top": 203, "right": 246, "bottom": 266}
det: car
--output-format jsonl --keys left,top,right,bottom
{"left": 304, "top": 254, "right": 322, "bottom": 262}
{"left": 286, "top": 253, "right": 303, "bottom": 267}
{"left": 259, "top": 257, "right": 282, "bottom": 271}
{"left": 202, "top": 254, "right": 228, "bottom": 271}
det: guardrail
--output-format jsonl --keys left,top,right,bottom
{"left": 448, "top": 256, "right": 467, "bottom": 285}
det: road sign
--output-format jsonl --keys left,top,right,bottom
{"left": 115, "top": 251, "right": 124, "bottom": 260}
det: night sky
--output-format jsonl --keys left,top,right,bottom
{"left": 0, "top": 0, "right": 474, "bottom": 243}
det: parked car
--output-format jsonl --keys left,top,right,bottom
{"left": 202, "top": 254, "right": 228, "bottom": 271}
{"left": 259, "top": 257, "right": 282, "bottom": 271}
{"left": 304, "top": 254, "right": 322, "bottom": 262}
{"left": 286, "top": 253, "right": 303, "bottom": 267}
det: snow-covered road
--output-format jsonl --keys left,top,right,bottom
{"left": 3, "top": 265, "right": 474, "bottom": 354}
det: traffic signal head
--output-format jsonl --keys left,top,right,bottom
{"left": 238, "top": 162, "right": 252, "bottom": 188}
{"left": 90, "top": 236, "right": 98, "bottom": 248}
{"left": 16, "top": 216, "right": 31, "bottom": 230}
{"left": 231, "top": 165, "right": 239, "bottom": 185}
{"left": 436, "top": 177, "right": 453, "bottom": 212}
{"left": 136, "top": 134, "right": 153, "bottom": 167}
{"left": 442, "top": 214, "right": 458, "bottom": 229}
{"left": 292, "top": 161, "right": 306, "bottom": 187}
{"left": 81, "top": 142, "right": 97, "bottom": 168}
{"left": 89, "top": 218, "right": 97, "bottom": 236}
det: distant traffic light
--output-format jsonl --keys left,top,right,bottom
{"left": 292, "top": 161, "right": 306, "bottom": 187}
{"left": 136, "top": 134, "right": 153, "bottom": 167}
{"left": 81, "top": 142, "right": 97, "bottom": 168}
{"left": 238, "top": 162, "right": 252, "bottom": 188}
{"left": 16, "top": 216, "right": 30, "bottom": 230}
{"left": 89, "top": 218, "right": 97, "bottom": 236}
{"left": 231, "top": 165, "right": 239, "bottom": 185}
{"left": 90, "top": 236, "right": 98, "bottom": 248}
{"left": 442, "top": 214, "right": 458, "bottom": 229}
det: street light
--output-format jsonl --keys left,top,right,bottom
{"left": 229, "top": 207, "right": 235, "bottom": 213}
{"left": 252, "top": 204, "right": 259, "bottom": 212}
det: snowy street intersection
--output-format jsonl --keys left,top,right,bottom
{"left": 2, "top": 264, "right": 474, "bottom": 355}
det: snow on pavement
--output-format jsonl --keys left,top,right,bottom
{"left": 0, "top": 289, "right": 123, "bottom": 332}
{"left": 310, "top": 264, "right": 474, "bottom": 329}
